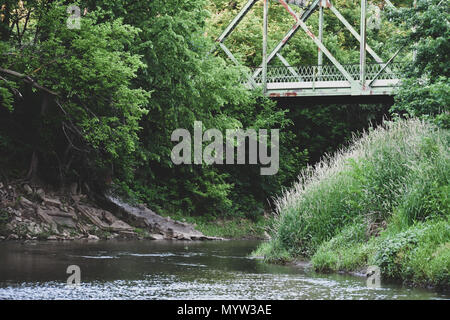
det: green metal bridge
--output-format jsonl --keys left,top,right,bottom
{"left": 248, "top": 62, "right": 402, "bottom": 97}
{"left": 213, "top": 0, "right": 404, "bottom": 98}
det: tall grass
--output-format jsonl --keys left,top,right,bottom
{"left": 256, "top": 119, "right": 449, "bottom": 286}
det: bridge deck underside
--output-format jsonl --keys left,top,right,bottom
{"left": 264, "top": 79, "right": 400, "bottom": 97}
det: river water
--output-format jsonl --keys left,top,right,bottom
{"left": 0, "top": 240, "right": 447, "bottom": 300}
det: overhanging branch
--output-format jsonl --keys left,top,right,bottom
{"left": 0, "top": 67, "right": 59, "bottom": 96}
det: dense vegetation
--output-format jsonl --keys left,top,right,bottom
{"left": 0, "top": 0, "right": 448, "bottom": 283}
{"left": 255, "top": 0, "right": 449, "bottom": 287}
{"left": 0, "top": 0, "right": 392, "bottom": 230}
{"left": 0, "top": 0, "right": 304, "bottom": 224}
{"left": 256, "top": 119, "right": 449, "bottom": 286}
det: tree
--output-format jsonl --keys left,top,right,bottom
{"left": 389, "top": 0, "right": 450, "bottom": 127}
{"left": 0, "top": 1, "right": 150, "bottom": 184}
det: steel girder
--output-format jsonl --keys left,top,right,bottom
{"left": 213, "top": 0, "right": 401, "bottom": 97}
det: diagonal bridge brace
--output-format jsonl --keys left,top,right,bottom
{"left": 213, "top": 0, "right": 259, "bottom": 88}
{"left": 214, "top": 0, "right": 400, "bottom": 93}
{"left": 252, "top": 0, "right": 321, "bottom": 79}
{"left": 277, "top": 0, "right": 358, "bottom": 87}
{"left": 213, "top": 0, "right": 321, "bottom": 86}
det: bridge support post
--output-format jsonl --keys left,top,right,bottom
{"left": 360, "top": 0, "right": 367, "bottom": 89}
{"left": 263, "top": 0, "right": 269, "bottom": 94}
{"left": 318, "top": 0, "right": 325, "bottom": 78}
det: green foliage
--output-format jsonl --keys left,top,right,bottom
{"left": 372, "top": 219, "right": 450, "bottom": 287}
{"left": 252, "top": 239, "right": 293, "bottom": 263}
{"left": 0, "top": 79, "right": 14, "bottom": 112}
{"left": 2, "top": 0, "right": 443, "bottom": 245}
{"left": 206, "top": 0, "right": 403, "bottom": 67}
{"left": 311, "top": 222, "right": 375, "bottom": 272}
{"left": 0, "top": 0, "right": 151, "bottom": 184}
{"left": 75, "top": 0, "right": 305, "bottom": 218}
{"left": 258, "top": 119, "right": 450, "bottom": 286}
{"left": 388, "top": 0, "right": 450, "bottom": 121}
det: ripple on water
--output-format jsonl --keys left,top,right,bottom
{"left": 0, "top": 241, "right": 447, "bottom": 300}
{"left": 0, "top": 272, "right": 447, "bottom": 300}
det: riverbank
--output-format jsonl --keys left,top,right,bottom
{"left": 157, "top": 211, "right": 272, "bottom": 240}
{"left": 0, "top": 181, "right": 220, "bottom": 241}
{"left": 254, "top": 119, "right": 450, "bottom": 289}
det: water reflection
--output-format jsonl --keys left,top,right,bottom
{"left": 0, "top": 240, "right": 447, "bottom": 300}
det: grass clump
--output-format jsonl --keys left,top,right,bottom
{"left": 163, "top": 210, "right": 272, "bottom": 239}
{"left": 257, "top": 119, "right": 449, "bottom": 287}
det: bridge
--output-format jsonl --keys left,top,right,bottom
{"left": 214, "top": 0, "right": 404, "bottom": 98}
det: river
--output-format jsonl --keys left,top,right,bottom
{"left": 0, "top": 240, "right": 447, "bottom": 300}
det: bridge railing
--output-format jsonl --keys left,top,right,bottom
{"left": 244, "top": 62, "right": 404, "bottom": 85}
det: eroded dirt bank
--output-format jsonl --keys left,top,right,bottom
{"left": 0, "top": 181, "right": 220, "bottom": 241}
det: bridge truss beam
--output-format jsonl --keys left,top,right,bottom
{"left": 213, "top": 0, "right": 402, "bottom": 98}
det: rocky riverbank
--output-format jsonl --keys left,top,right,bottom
{"left": 0, "top": 181, "right": 220, "bottom": 241}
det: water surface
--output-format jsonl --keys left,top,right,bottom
{"left": 0, "top": 240, "right": 447, "bottom": 300}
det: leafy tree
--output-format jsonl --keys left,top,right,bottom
{"left": 388, "top": 0, "right": 450, "bottom": 126}
{"left": 0, "top": 1, "right": 150, "bottom": 184}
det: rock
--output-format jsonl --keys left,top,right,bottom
{"left": 105, "top": 194, "right": 211, "bottom": 242}
{"left": 8, "top": 234, "right": 19, "bottom": 240}
{"left": 0, "top": 182, "right": 3, "bottom": 189}
{"left": 118, "top": 230, "right": 137, "bottom": 239}
{"left": 0, "top": 236, "right": 5, "bottom": 241}
{"left": 19, "top": 196, "right": 34, "bottom": 208}
{"left": 263, "top": 231, "right": 271, "bottom": 240}
{"left": 86, "top": 234, "right": 99, "bottom": 241}
{"left": 52, "top": 216, "right": 77, "bottom": 228}
{"left": 62, "top": 230, "right": 71, "bottom": 238}
{"left": 36, "top": 208, "right": 57, "bottom": 230}
{"left": 177, "top": 235, "right": 192, "bottom": 241}
{"left": 23, "top": 184, "right": 33, "bottom": 195}
{"left": 47, "top": 235, "right": 58, "bottom": 240}
{"left": 106, "top": 233, "right": 119, "bottom": 240}
{"left": 101, "top": 211, "right": 117, "bottom": 224}
{"left": 43, "top": 197, "right": 62, "bottom": 208}
{"left": 35, "top": 188, "right": 45, "bottom": 200}
{"left": 110, "top": 220, "right": 133, "bottom": 231}
{"left": 148, "top": 233, "right": 164, "bottom": 240}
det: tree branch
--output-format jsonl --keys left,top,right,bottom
{"left": 0, "top": 67, "right": 58, "bottom": 96}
